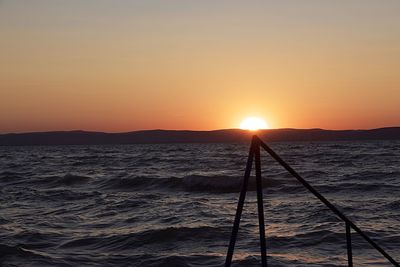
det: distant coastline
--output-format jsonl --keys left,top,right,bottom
{"left": 0, "top": 127, "right": 400, "bottom": 146}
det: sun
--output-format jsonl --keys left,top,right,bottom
{"left": 240, "top": 117, "right": 269, "bottom": 131}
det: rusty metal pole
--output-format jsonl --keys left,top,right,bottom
{"left": 254, "top": 137, "right": 267, "bottom": 266}
{"left": 346, "top": 222, "right": 353, "bottom": 267}
{"left": 225, "top": 136, "right": 255, "bottom": 267}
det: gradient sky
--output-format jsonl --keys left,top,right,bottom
{"left": 1, "top": 0, "right": 400, "bottom": 133}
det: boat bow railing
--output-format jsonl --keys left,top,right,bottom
{"left": 225, "top": 135, "right": 399, "bottom": 267}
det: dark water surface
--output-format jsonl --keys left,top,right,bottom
{"left": 1, "top": 141, "right": 400, "bottom": 266}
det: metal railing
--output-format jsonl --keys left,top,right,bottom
{"left": 225, "top": 135, "right": 399, "bottom": 267}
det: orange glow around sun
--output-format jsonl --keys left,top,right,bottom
{"left": 240, "top": 117, "right": 269, "bottom": 131}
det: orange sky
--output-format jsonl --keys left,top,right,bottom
{"left": 1, "top": 1, "right": 400, "bottom": 133}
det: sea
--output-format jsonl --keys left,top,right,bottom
{"left": 1, "top": 140, "right": 399, "bottom": 266}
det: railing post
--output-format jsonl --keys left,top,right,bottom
{"left": 254, "top": 138, "right": 267, "bottom": 267}
{"left": 346, "top": 222, "right": 353, "bottom": 267}
{"left": 225, "top": 137, "right": 255, "bottom": 267}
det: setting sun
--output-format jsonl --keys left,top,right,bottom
{"left": 240, "top": 117, "right": 269, "bottom": 131}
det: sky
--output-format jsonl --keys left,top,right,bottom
{"left": 1, "top": 0, "right": 400, "bottom": 133}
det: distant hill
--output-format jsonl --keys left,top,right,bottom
{"left": 0, "top": 127, "right": 399, "bottom": 146}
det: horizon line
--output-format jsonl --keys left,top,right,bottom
{"left": 2, "top": 126, "right": 400, "bottom": 135}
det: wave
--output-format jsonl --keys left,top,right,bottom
{"left": 38, "top": 189, "right": 102, "bottom": 202}
{"left": 0, "top": 244, "right": 70, "bottom": 266}
{"left": 36, "top": 174, "right": 92, "bottom": 187}
{"left": 182, "top": 175, "right": 276, "bottom": 192}
{"left": 101, "top": 174, "right": 282, "bottom": 193}
{"left": 59, "top": 226, "right": 230, "bottom": 251}
{"left": 4, "top": 170, "right": 398, "bottom": 196}
{"left": 0, "top": 244, "right": 40, "bottom": 259}
{"left": 56, "top": 226, "right": 388, "bottom": 258}
{"left": 51, "top": 174, "right": 91, "bottom": 186}
{"left": 315, "top": 182, "right": 400, "bottom": 193}
{"left": 0, "top": 173, "right": 92, "bottom": 187}
{"left": 95, "top": 253, "right": 223, "bottom": 267}
{"left": 342, "top": 170, "right": 400, "bottom": 180}
{"left": 6, "top": 172, "right": 281, "bottom": 195}
{"left": 382, "top": 200, "right": 400, "bottom": 210}
{"left": 267, "top": 229, "right": 346, "bottom": 248}
{"left": 0, "top": 244, "right": 24, "bottom": 259}
{"left": 0, "top": 171, "right": 29, "bottom": 183}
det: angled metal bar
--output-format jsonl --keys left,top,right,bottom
{"left": 256, "top": 136, "right": 399, "bottom": 266}
{"left": 254, "top": 138, "right": 268, "bottom": 267}
{"left": 225, "top": 136, "right": 256, "bottom": 267}
{"left": 346, "top": 221, "right": 353, "bottom": 267}
{"left": 348, "top": 222, "right": 398, "bottom": 266}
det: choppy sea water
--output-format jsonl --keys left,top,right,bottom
{"left": 1, "top": 140, "right": 400, "bottom": 266}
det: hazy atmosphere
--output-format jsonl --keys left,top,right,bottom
{"left": 1, "top": 0, "right": 400, "bottom": 132}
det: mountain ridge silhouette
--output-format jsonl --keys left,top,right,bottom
{"left": 1, "top": 127, "right": 399, "bottom": 146}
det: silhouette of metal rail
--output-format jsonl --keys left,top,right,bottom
{"left": 225, "top": 135, "right": 399, "bottom": 267}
